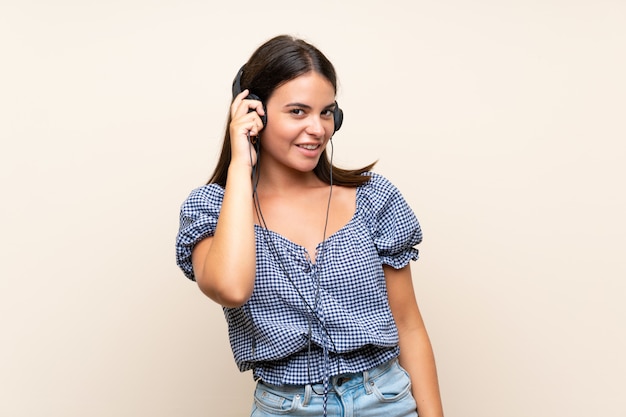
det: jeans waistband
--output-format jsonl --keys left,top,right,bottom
{"left": 259, "top": 357, "right": 398, "bottom": 395}
{"left": 329, "top": 357, "right": 397, "bottom": 389}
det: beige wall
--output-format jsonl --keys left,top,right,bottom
{"left": 1, "top": 1, "right": 625, "bottom": 416}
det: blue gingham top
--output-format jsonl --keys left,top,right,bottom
{"left": 176, "top": 172, "right": 422, "bottom": 385}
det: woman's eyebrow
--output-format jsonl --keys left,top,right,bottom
{"left": 284, "top": 102, "right": 336, "bottom": 109}
{"left": 284, "top": 102, "right": 311, "bottom": 109}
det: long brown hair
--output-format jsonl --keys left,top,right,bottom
{"left": 208, "top": 35, "right": 376, "bottom": 187}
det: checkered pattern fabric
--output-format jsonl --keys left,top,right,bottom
{"left": 176, "top": 173, "right": 422, "bottom": 385}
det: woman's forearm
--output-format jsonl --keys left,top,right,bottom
{"left": 194, "top": 163, "right": 256, "bottom": 307}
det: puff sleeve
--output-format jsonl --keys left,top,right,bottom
{"left": 175, "top": 184, "right": 225, "bottom": 281}
{"left": 362, "top": 173, "right": 422, "bottom": 269}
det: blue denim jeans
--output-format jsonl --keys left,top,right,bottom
{"left": 250, "top": 358, "right": 418, "bottom": 417}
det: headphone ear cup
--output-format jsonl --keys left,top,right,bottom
{"left": 333, "top": 103, "right": 343, "bottom": 133}
{"left": 232, "top": 65, "right": 245, "bottom": 99}
{"left": 232, "top": 66, "right": 267, "bottom": 127}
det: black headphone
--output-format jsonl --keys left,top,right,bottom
{"left": 231, "top": 65, "right": 343, "bottom": 133}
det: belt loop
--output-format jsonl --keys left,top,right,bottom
{"left": 303, "top": 384, "right": 312, "bottom": 406}
{"left": 363, "top": 370, "right": 373, "bottom": 394}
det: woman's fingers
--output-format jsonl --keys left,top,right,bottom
{"left": 231, "top": 109, "right": 263, "bottom": 138}
{"left": 230, "top": 90, "right": 265, "bottom": 140}
{"left": 231, "top": 89, "right": 265, "bottom": 122}
{"left": 229, "top": 90, "right": 265, "bottom": 166}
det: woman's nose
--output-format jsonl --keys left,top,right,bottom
{"left": 306, "top": 116, "right": 325, "bottom": 137}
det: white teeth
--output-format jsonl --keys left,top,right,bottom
{"left": 300, "top": 144, "right": 318, "bottom": 150}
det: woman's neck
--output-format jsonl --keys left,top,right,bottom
{"left": 255, "top": 167, "right": 326, "bottom": 196}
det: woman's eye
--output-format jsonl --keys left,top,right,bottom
{"left": 322, "top": 109, "right": 333, "bottom": 117}
{"left": 291, "top": 108, "right": 304, "bottom": 116}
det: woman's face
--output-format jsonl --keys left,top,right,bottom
{"left": 260, "top": 71, "right": 337, "bottom": 175}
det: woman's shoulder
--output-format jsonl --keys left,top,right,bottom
{"left": 355, "top": 171, "right": 422, "bottom": 256}
{"left": 356, "top": 171, "right": 415, "bottom": 218}
{"left": 358, "top": 171, "right": 402, "bottom": 198}
{"left": 181, "top": 183, "right": 225, "bottom": 212}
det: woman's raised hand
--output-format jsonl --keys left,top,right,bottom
{"left": 229, "top": 89, "right": 265, "bottom": 168}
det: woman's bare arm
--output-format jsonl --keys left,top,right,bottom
{"left": 191, "top": 90, "right": 264, "bottom": 307}
{"left": 385, "top": 263, "right": 444, "bottom": 417}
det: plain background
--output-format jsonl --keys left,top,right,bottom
{"left": 1, "top": 1, "right": 625, "bottom": 416}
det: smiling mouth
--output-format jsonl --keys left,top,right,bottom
{"left": 298, "top": 144, "right": 320, "bottom": 150}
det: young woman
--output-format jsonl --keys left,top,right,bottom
{"left": 176, "top": 35, "right": 444, "bottom": 417}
